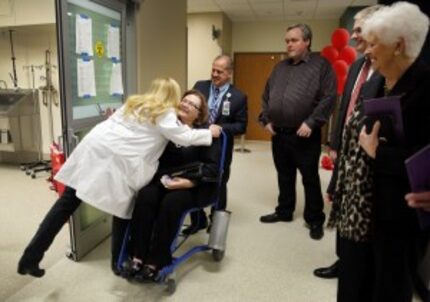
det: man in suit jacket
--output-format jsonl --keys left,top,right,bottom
{"left": 313, "top": 4, "right": 383, "bottom": 279}
{"left": 183, "top": 55, "right": 248, "bottom": 234}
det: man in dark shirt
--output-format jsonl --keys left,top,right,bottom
{"left": 259, "top": 23, "right": 336, "bottom": 240}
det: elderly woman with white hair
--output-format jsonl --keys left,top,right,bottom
{"left": 328, "top": 2, "right": 430, "bottom": 301}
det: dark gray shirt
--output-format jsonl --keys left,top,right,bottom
{"left": 259, "top": 52, "right": 336, "bottom": 129}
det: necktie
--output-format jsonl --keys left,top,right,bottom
{"left": 209, "top": 88, "right": 220, "bottom": 124}
{"left": 345, "top": 60, "right": 371, "bottom": 122}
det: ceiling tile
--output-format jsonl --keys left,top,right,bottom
{"left": 188, "top": 0, "right": 368, "bottom": 22}
{"left": 250, "top": 1, "right": 284, "bottom": 13}
{"left": 258, "top": 15, "right": 285, "bottom": 21}
{"left": 284, "top": 2, "right": 316, "bottom": 18}
{"left": 188, "top": 0, "right": 220, "bottom": 13}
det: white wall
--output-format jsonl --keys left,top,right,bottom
{"left": 187, "top": 13, "right": 223, "bottom": 89}
{"left": 187, "top": 17, "right": 339, "bottom": 88}
{"left": 0, "top": 25, "right": 61, "bottom": 157}
{"left": 232, "top": 19, "right": 339, "bottom": 53}
{"left": 0, "top": 0, "right": 55, "bottom": 27}
{"left": 137, "top": 0, "right": 187, "bottom": 92}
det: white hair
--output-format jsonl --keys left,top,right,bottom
{"left": 362, "top": 2, "right": 429, "bottom": 60}
{"left": 354, "top": 5, "right": 383, "bottom": 22}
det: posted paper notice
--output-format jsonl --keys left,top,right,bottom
{"left": 76, "top": 14, "right": 93, "bottom": 56}
{"left": 77, "top": 58, "right": 96, "bottom": 97}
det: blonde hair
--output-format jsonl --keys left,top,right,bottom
{"left": 123, "top": 77, "right": 181, "bottom": 124}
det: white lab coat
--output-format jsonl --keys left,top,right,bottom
{"left": 55, "top": 107, "right": 212, "bottom": 219}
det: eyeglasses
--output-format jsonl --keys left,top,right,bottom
{"left": 181, "top": 98, "right": 200, "bottom": 110}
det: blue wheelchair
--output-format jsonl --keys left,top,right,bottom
{"left": 116, "top": 131, "right": 230, "bottom": 294}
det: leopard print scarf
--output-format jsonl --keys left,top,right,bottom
{"left": 327, "top": 104, "right": 374, "bottom": 242}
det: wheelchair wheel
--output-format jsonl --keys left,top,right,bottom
{"left": 166, "top": 278, "right": 176, "bottom": 294}
{"left": 212, "top": 249, "right": 225, "bottom": 262}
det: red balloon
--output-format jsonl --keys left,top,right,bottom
{"left": 331, "top": 28, "right": 349, "bottom": 50}
{"left": 321, "top": 155, "right": 334, "bottom": 170}
{"left": 332, "top": 59, "right": 349, "bottom": 79}
{"left": 339, "top": 46, "right": 357, "bottom": 65}
{"left": 321, "top": 46, "right": 339, "bottom": 64}
{"left": 337, "top": 75, "right": 347, "bottom": 95}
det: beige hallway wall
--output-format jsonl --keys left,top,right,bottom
{"left": 137, "top": 0, "right": 187, "bottom": 92}
{"left": 232, "top": 19, "right": 339, "bottom": 53}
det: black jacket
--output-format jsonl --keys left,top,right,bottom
{"left": 371, "top": 60, "right": 430, "bottom": 221}
{"left": 193, "top": 80, "right": 248, "bottom": 137}
{"left": 156, "top": 136, "right": 222, "bottom": 207}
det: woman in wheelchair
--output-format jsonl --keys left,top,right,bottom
{"left": 123, "top": 90, "right": 221, "bottom": 282}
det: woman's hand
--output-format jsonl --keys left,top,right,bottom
{"left": 359, "top": 121, "right": 381, "bottom": 159}
{"left": 405, "top": 191, "right": 430, "bottom": 212}
{"left": 164, "top": 177, "right": 195, "bottom": 190}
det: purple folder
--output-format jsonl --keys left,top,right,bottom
{"left": 405, "top": 144, "right": 430, "bottom": 229}
{"left": 363, "top": 95, "right": 404, "bottom": 142}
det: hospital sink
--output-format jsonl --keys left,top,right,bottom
{"left": 0, "top": 93, "right": 26, "bottom": 110}
{"left": 0, "top": 89, "right": 35, "bottom": 116}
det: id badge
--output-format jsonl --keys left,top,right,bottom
{"left": 222, "top": 100, "right": 230, "bottom": 116}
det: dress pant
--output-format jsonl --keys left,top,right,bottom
{"left": 337, "top": 237, "right": 373, "bottom": 302}
{"left": 20, "top": 186, "right": 81, "bottom": 265}
{"left": 130, "top": 183, "right": 213, "bottom": 268}
{"left": 218, "top": 133, "right": 233, "bottom": 210}
{"left": 337, "top": 219, "right": 424, "bottom": 302}
{"left": 371, "top": 219, "right": 422, "bottom": 302}
{"left": 111, "top": 216, "right": 129, "bottom": 267}
{"left": 271, "top": 128, "right": 325, "bottom": 225}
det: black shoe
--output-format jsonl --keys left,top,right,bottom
{"left": 17, "top": 261, "right": 45, "bottom": 278}
{"left": 260, "top": 212, "right": 293, "bottom": 223}
{"left": 134, "top": 265, "right": 158, "bottom": 283}
{"left": 309, "top": 224, "right": 324, "bottom": 240}
{"left": 182, "top": 216, "right": 208, "bottom": 235}
{"left": 313, "top": 260, "right": 339, "bottom": 279}
{"left": 120, "top": 259, "right": 142, "bottom": 279}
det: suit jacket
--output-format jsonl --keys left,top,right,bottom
{"left": 193, "top": 80, "right": 248, "bottom": 137}
{"left": 330, "top": 57, "right": 380, "bottom": 151}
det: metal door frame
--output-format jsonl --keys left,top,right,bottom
{"left": 55, "top": 0, "right": 130, "bottom": 260}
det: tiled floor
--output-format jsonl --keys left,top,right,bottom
{"left": 1, "top": 141, "right": 425, "bottom": 301}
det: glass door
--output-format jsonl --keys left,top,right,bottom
{"left": 55, "top": 0, "right": 126, "bottom": 260}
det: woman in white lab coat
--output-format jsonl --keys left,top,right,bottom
{"left": 17, "top": 77, "right": 218, "bottom": 278}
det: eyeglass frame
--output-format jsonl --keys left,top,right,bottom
{"left": 181, "top": 98, "right": 201, "bottom": 111}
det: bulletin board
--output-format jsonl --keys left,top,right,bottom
{"left": 67, "top": 0, "right": 124, "bottom": 120}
